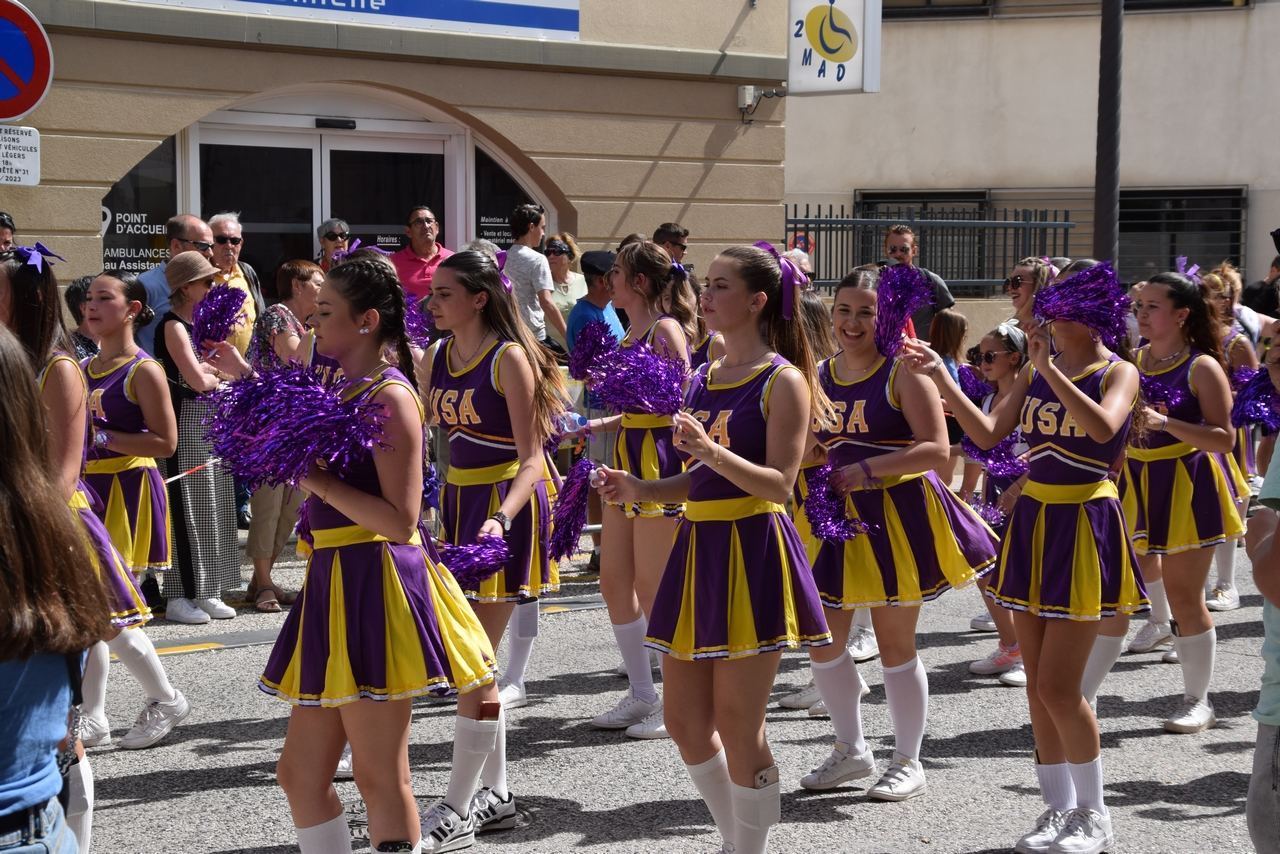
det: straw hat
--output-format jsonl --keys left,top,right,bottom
{"left": 165, "top": 251, "right": 220, "bottom": 293}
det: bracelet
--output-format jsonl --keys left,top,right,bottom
{"left": 927, "top": 360, "right": 941, "bottom": 378}
{"left": 713, "top": 445, "right": 723, "bottom": 467}
{"left": 857, "top": 459, "right": 883, "bottom": 489}
{"left": 1160, "top": 413, "right": 1169, "bottom": 432}
{"left": 319, "top": 475, "right": 332, "bottom": 504}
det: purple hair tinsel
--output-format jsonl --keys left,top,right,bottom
{"left": 972, "top": 502, "right": 1007, "bottom": 529}
{"left": 1032, "top": 261, "right": 1130, "bottom": 350}
{"left": 405, "top": 291, "right": 434, "bottom": 349}
{"left": 957, "top": 364, "right": 993, "bottom": 402}
{"left": 191, "top": 284, "right": 247, "bottom": 351}
{"left": 438, "top": 534, "right": 512, "bottom": 590}
{"left": 1232, "top": 366, "right": 1280, "bottom": 431}
{"left": 202, "top": 362, "right": 388, "bottom": 489}
{"left": 802, "top": 464, "right": 873, "bottom": 543}
{"left": 549, "top": 458, "right": 596, "bottom": 562}
{"left": 874, "top": 264, "right": 935, "bottom": 357}
{"left": 1138, "top": 373, "right": 1186, "bottom": 412}
{"left": 568, "top": 320, "right": 620, "bottom": 384}
{"left": 594, "top": 341, "right": 688, "bottom": 417}
{"left": 960, "top": 433, "right": 1029, "bottom": 479}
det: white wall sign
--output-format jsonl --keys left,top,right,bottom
{"left": 0, "top": 125, "right": 39, "bottom": 186}
{"left": 788, "top": 0, "right": 881, "bottom": 95}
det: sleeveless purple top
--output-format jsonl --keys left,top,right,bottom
{"left": 1134, "top": 348, "right": 1208, "bottom": 450}
{"left": 1021, "top": 356, "right": 1132, "bottom": 484}
{"left": 428, "top": 338, "right": 519, "bottom": 470}
{"left": 813, "top": 355, "right": 913, "bottom": 466}
{"left": 83, "top": 352, "right": 156, "bottom": 461}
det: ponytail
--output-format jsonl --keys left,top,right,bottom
{"left": 1146, "top": 271, "right": 1225, "bottom": 371}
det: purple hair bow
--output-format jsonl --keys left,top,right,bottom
{"left": 671, "top": 262, "right": 689, "bottom": 282}
{"left": 1039, "top": 256, "right": 1059, "bottom": 282}
{"left": 753, "top": 241, "right": 802, "bottom": 320}
{"left": 1176, "top": 255, "right": 1201, "bottom": 283}
{"left": 331, "top": 238, "right": 392, "bottom": 264}
{"left": 495, "top": 249, "right": 513, "bottom": 293}
{"left": 13, "top": 242, "right": 66, "bottom": 274}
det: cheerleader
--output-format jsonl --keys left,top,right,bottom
{"left": 901, "top": 264, "right": 1146, "bottom": 854}
{"left": 797, "top": 269, "right": 999, "bottom": 800}
{"left": 594, "top": 243, "right": 833, "bottom": 854}
{"left": 420, "top": 249, "right": 568, "bottom": 832}
{"left": 585, "top": 241, "right": 698, "bottom": 739}
{"left": 255, "top": 258, "right": 498, "bottom": 854}
{"left": 1006, "top": 257, "right": 1056, "bottom": 328}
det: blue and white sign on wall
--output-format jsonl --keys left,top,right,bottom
{"left": 787, "top": 0, "right": 881, "bottom": 95}
{"left": 120, "top": 0, "right": 580, "bottom": 41}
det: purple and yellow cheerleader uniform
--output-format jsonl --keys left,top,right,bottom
{"left": 41, "top": 356, "right": 150, "bottom": 629}
{"left": 689, "top": 331, "right": 721, "bottom": 372}
{"left": 978, "top": 393, "right": 1028, "bottom": 538}
{"left": 429, "top": 338, "right": 557, "bottom": 602}
{"left": 1120, "top": 349, "right": 1245, "bottom": 555}
{"left": 810, "top": 356, "right": 999, "bottom": 608}
{"left": 612, "top": 317, "right": 687, "bottom": 518}
{"left": 990, "top": 357, "right": 1148, "bottom": 619}
{"left": 645, "top": 356, "right": 831, "bottom": 659}
{"left": 259, "top": 366, "right": 495, "bottom": 706}
{"left": 1223, "top": 330, "right": 1258, "bottom": 486}
{"left": 82, "top": 352, "right": 171, "bottom": 573}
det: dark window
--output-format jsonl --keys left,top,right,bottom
{"left": 883, "top": 0, "right": 991, "bottom": 19}
{"left": 475, "top": 148, "right": 533, "bottom": 250}
{"left": 1118, "top": 188, "right": 1245, "bottom": 283}
{"left": 1124, "top": 0, "right": 1242, "bottom": 10}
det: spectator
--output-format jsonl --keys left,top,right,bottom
{"left": 929, "top": 307, "right": 968, "bottom": 484}
{"left": 461, "top": 238, "right": 500, "bottom": 261}
{"left": 136, "top": 214, "right": 214, "bottom": 355}
{"left": 545, "top": 232, "right": 586, "bottom": 350}
{"left": 783, "top": 247, "right": 814, "bottom": 282}
{"left": 506, "top": 203, "right": 567, "bottom": 352}
{"left": 64, "top": 275, "right": 99, "bottom": 360}
{"left": 1245, "top": 447, "right": 1280, "bottom": 853}
{"left": 1241, "top": 257, "right": 1280, "bottom": 318}
{"left": 1212, "top": 260, "right": 1264, "bottom": 345}
{"left": 315, "top": 217, "right": 349, "bottom": 272}
{"left": 883, "top": 225, "right": 955, "bottom": 341}
{"left": 652, "top": 222, "right": 688, "bottom": 265}
{"left": 207, "top": 212, "right": 266, "bottom": 358}
{"left": 616, "top": 232, "right": 648, "bottom": 252}
{"left": 390, "top": 205, "right": 453, "bottom": 299}
{"left": 0, "top": 211, "right": 14, "bottom": 250}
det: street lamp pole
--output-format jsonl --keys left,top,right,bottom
{"left": 1092, "top": 0, "right": 1123, "bottom": 263}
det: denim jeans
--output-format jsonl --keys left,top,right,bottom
{"left": 0, "top": 798, "right": 78, "bottom": 854}
{"left": 1250, "top": 722, "right": 1280, "bottom": 854}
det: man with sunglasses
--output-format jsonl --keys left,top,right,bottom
{"left": 207, "top": 212, "right": 266, "bottom": 358}
{"left": 136, "top": 214, "right": 216, "bottom": 355}
{"left": 882, "top": 224, "right": 954, "bottom": 342}
{"left": 391, "top": 205, "right": 454, "bottom": 300}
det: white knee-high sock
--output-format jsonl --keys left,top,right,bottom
{"left": 478, "top": 708, "right": 508, "bottom": 799}
{"left": 503, "top": 600, "right": 539, "bottom": 689}
{"left": 1035, "top": 759, "right": 1076, "bottom": 811}
{"left": 853, "top": 607, "right": 874, "bottom": 630}
{"left": 730, "top": 781, "right": 779, "bottom": 854}
{"left": 612, "top": 616, "right": 657, "bottom": 703}
{"left": 107, "top": 628, "right": 176, "bottom": 703}
{"left": 882, "top": 657, "right": 928, "bottom": 761}
{"left": 809, "top": 651, "right": 867, "bottom": 754}
{"left": 65, "top": 755, "right": 93, "bottom": 854}
{"left": 296, "top": 813, "right": 353, "bottom": 854}
{"left": 81, "top": 641, "right": 110, "bottom": 724}
{"left": 1067, "top": 757, "right": 1107, "bottom": 816}
{"left": 445, "top": 716, "right": 499, "bottom": 817}
{"left": 1080, "top": 635, "right": 1125, "bottom": 706}
{"left": 1146, "top": 578, "right": 1172, "bottom": 624}
{"left": 1173, "top": 627, "right": 1217, "bottom": 701}
{"left": 685, "top": 750, "right": 735, "bottom": 849}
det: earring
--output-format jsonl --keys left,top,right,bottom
{"left": 359, "top": 328, "right": 370, "bottom": 335}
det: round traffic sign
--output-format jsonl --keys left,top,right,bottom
{"left": 0, "top": 0, "right": 52, "bottom": 122}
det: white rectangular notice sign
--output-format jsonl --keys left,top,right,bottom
{"left": 0, "top": 126, "right": 39, "bottom": 186}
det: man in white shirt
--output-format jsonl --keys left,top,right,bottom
{"left": 505, "top": 203, "right": 567, "bottom": 350}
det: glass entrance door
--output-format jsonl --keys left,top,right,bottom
{"left": 324, "top": 136, "right": 446, "bottom": 255}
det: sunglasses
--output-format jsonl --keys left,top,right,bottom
{"left": 545, "top": 247, "right": 570, "bottom": 257}
{"left": 671, "top": 243, "right": 688, "bottom": 252}
{"left": 179, "top": 238, "right": 214, "bottom": 252}
{"left": 886, "top": 244, "right": 912, "bottom": 254}
{"left": 980, "top": 350, "right": 1015, "bottom": 364}
{"left": 1004, "top": 275, "right": 1032, "bottom": 292}
{"left": 214, "top": 235, "right": 242, "bottom": 246}
{"left": 323, "top": 231, "right": 349, "bottom": 242}
{"left": 409, "top": 217, "right": 436, "bottom": 228}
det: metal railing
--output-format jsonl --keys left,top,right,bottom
{"left": 784, "top": 205, "right": 1075, "bottom": 298}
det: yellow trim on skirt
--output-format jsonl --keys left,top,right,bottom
{"left": 446, "top": 460, "right": 521, "bottom": 486}
{"left": 70, "top": 490, "right": 93, "bottom": 510}
{"left": 620, "top": 413, "right": 673, "bottom": 429}
{"left": 96, "top": 461, "right": 169, "bottom": 570}
{"left": 685, "top": 497, "right": 785, "bottom": 522}
{"left": 311, "top": 525, "right": 423, "bottom": 550}
{"left": 1120, "top": 447, "right": 1245, "bottom": 555}
{"left": 1023, "top": 479, "right": 1117, "bottom": 503}
{"left": 85, "top": 455, "right": 157, "bottom": 474}
{"left": 1126, "top": 441, "right": 1195, "bottom": 461}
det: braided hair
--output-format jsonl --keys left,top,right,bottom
{"left": 325, "top": 258, "right": 416, "bottom": 378}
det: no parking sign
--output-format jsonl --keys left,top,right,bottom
{"left": 0, "top": 0, "right": 52, "bottom": 122}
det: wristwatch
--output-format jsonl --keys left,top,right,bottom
{"left": 490, "top": 511, "right": 512, "bottom": 532}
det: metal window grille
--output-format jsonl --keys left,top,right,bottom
{"left": 883, "top": 0, "right": 991, "bottom": 18}
{"left": 1117, "top": 188, "right": 1245, "bottom": 283}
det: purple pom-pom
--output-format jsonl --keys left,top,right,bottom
{"left": 971, "top": 502, "right": 1007, "bottom": 529}
{"left": 1232, "top": 367, "right": 1280, "bottom": 431}
{"left": 202, "top": 363, "right": 388, "bottom": 489}
{"left": 960, "top": 433, "right": 1029, "bottom": 479}
{"left": 438, "top": 534, "right": 512, "bottom": 590}
{"left": 191, "top": 284, "right": 247, "bottom": 351}
{"left": 874, "top": 264, "right": 935, "bottom": 358}
{"left": 405, "top": 291, "right": 434, "bottom": 349}
{"left": 1032, "top": 261, "right": 1130, "bottom": 350}
{"left": 568, "top": 320, "right": 620, "bottom": 383}
{"left": 1139, "top": 373, "right": 1186, "bottom": 412}
{"left": 1231, "top": 366, "right": 1258, "bottom": 392}
{"left": 295, "top": 497, "right": 313, "bottom": 552}
{"left": 957, "top": 364, "right": 993, "bottom": 402}
{"left": 594, "top": 341, "right": 688, "bottom": 417}
{"left": 802, "top": 463, "right": 873, "bottom": 543}
{"left": 549, "top": 458, "right": 596, "bottom": 562}
{"left": 423, "top": 462, "right": 441, "bottom": 513}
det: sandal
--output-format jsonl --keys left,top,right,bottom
{"left": 253, "top": 586, "right": 281, "bottom": 613}
{"left": 246, "top": 582, "right": 298, "bottom": 607}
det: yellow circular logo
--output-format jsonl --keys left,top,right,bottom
{"left": 805, "top": 1, "right": 857, "bottom": 63}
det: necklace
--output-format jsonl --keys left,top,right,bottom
{"left": 718, "top": 348, "right": 772, "bottom": 371}
{"left": 842, "top": 354, "right": 878, "bottom": 377}
{"left": 91, "top": 344, "right": 136, "bottom": 373}
{"left": 457, "top": 330, "right": 492, "bottom": 367}
{"left": 1150, "top": 344, "right": 1186, "bottom": 365}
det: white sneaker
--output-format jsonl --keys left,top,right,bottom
{"left": 497, "top": 676, "right": 527, "bottom": 710}
{"left": 614, "top": 650, "right": 661, "bottom": 677}
{"left": 867, "top": 754, "right": 927, "bottom": 801}
{"left": 1206, "top": 586, "right": 1241, "bottom": 612}
{"left": 79, "top": 715, "right": 111, "bottom": 748}
{"left": 591, "top": 692, "right": 660, "bottom": 729}
{"left": 625, "top": 707, "right": 669, "bottom": 740}
{"left": 119, "top": 691, "right": 190, "bottom": 749}
{"left": 1161, "top": 647, "right": 1179, "bottom": 664}
{"left": 420, "top": 802, "right": 475, "bottom": 853}
{"left": 970, "top": 611, "right": 998, "bottom": 632}
{"left": 799, "top": 741, "right": 877, "bottom": 790}
{"left": 779, "top": 679, "right": 822, "bottom": 709}
{"left": 848, "top": 626, "right": 880, "bottom": 661}
{"left": 469, "top": 786, "right": 517, "bottom": 833}
{"left": 1014, "top": 808, "right": 1071, "bottom": 854}
{"left": 1127, "top": 620, "right": 1173, "bottom": 653}
{"left": 1163, "top": 694, "right": 1216, "bottom": 733}
{"left": 195, "top": 597, "right": 236, "bottom": 619}
{"left": 970, "top": 644, "right": 1023, "bottom": 675}
{"left": 334, "top": 743, "right": 353, "bottom": 779}
{"left": 165, "top": 597, "right": 210, "bottom": 624}
{"left": 808, "top": 698, "right": 828, "bottom": 718}
{"left": 999, "top": 659, "right": 1028, "bottom": 687}
{"left": 1047, "top": 808, "right": 1114, "bottom": 854}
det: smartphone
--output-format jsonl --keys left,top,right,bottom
{"left": 755, "top": 765, "right": 779, "bottom": 788}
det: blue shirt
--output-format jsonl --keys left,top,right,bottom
{"left": 1258, "top": 601, "right": 1280, "bottom": 727}
{"left": 566, "top": 298, "right": 624, "bottom": 353}
{"left": 0, "top": 654, "right": 71, "bottom": 815}
{"left": 136, "top": 263, "right": 171, "bottom": 356}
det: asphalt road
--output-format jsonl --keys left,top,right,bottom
{"left": 87, "top": 538, "right": 1263, "bottom": 854}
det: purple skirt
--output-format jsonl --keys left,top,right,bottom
{"left": 611, "top": 414, "right": 685, "bottom": 518}
{"left": 84, "top": 459, "right": 170, "bottom": 571}
{"left": 1119, "top": 444, "right": 1245, "bottom": 555}
{"left": 74, "top": 488, "right": 150, "bottom": 629}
